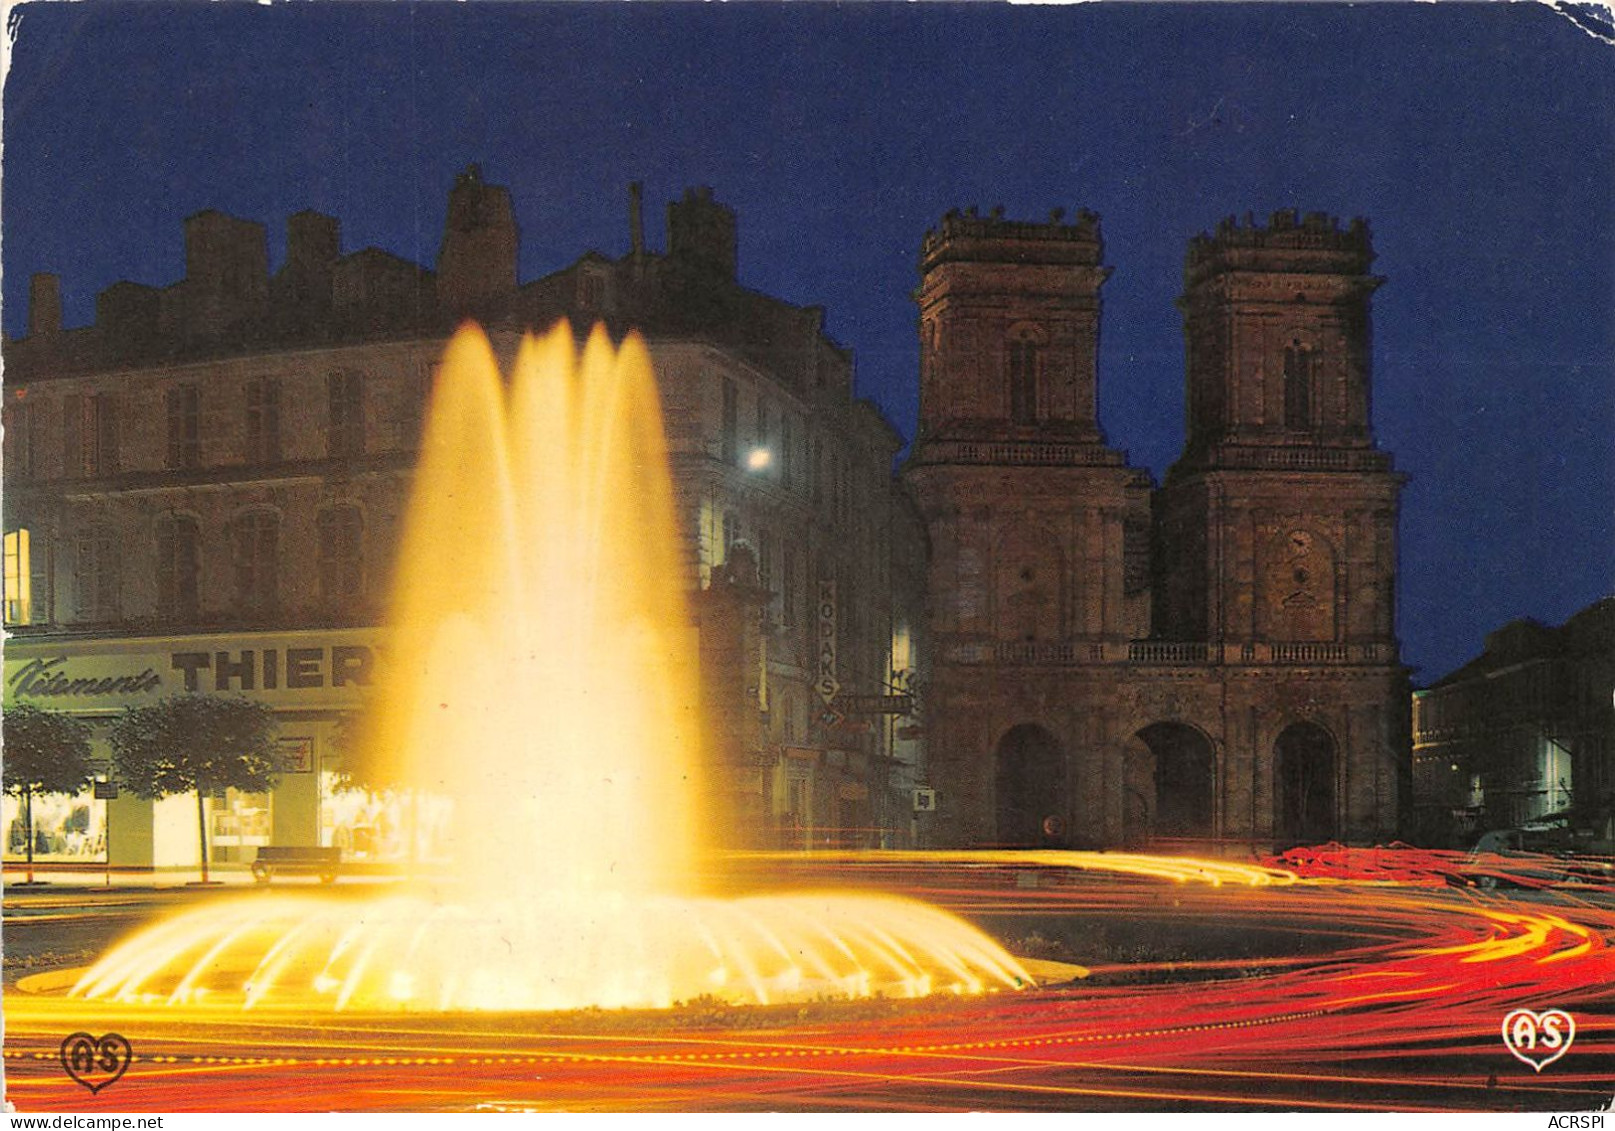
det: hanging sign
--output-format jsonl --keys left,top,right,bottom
{"left": 816, "top": 579, "right": 839, "bottom": 703}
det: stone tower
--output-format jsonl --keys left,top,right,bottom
{"left": 906, "top": 206, "right": 1408, "bottom": 852}
{"left": 904, "top": 207, "right": 1153, "bottom": 847}
{"left": 1152, "top": 209, "right": 1407, "bottom": 846}
{"left": 436, "top": 164, "right": 519, "bottom": 317}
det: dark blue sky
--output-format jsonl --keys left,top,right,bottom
{"left": 4, "top": 3, "right": 1612, "bottom": 683}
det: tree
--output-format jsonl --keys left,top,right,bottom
{"left": 108, "top": 694, "right": 280, "bottom": 883}
{"left": 327, "top": 709, "right": 424, "bottom": 862}
{"left": 327, "top": 710, "right": 383, "bottom": 793}
{"left": 2, "top": 704, "right": 95, "bottom": 884}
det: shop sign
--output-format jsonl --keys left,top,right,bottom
{"left": 834, "top": 694, "right": 914, "bottom": 716}
{"left": 169, "top": 646, "right": 374, "bottom": 692}
{"left": 816, "top": 579, "right": 839, "bottom": 703}
{"left": 7, "top": 657, "right": 162, "bottom": 700}
{"left": 5, "top": 634, "right": 379, "bottom": 708}
{"left": 277, "top": 738, "right": 314, "bottom": 774}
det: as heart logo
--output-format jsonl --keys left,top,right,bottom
{"left": 59, "top": 1032, "right": 132, "bottom": 1094}
{"left": 1501, "top": 1008, "right": 1575, "bottom": 1072}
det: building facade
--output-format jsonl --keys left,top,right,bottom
{"left": 2, "top": 168, "right": 922, "bottom": 869}
{"left": 1412, "top": 598, "right": 1615, "bottom": 845}
{"left": 905, "top": 207, "right": 1408, "bottom": 850}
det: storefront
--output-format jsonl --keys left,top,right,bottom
{"left": 3, "top": 628, "right": 393, "bottom": 871}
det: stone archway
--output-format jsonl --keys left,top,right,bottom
{"left": 1134, "top": 722, "right": 1216, "bottom": 839}
{"left": 1274, "top": 721, "right": 1337, "bottom": 846}
{"left": 994, "top": 724, "right": 1066, "bottom": 846}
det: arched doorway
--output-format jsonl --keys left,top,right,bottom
{"left": 994, "top": 724, "right": 1066, "bottom": 846}
{"left": 1275, "top": 722, "right": 1337, "bottom": 846}
{"left": 1135, "top": 723, "right": 1216, "bottom": 839}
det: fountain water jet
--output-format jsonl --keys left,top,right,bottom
{"left": 71, "top": 323, "right": 1030, "bottom": 1011}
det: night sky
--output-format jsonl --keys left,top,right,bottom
{"left": 3, "top": 3, "right": 1612, "bottom": 684}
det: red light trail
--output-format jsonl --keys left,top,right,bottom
{"left": 6, "top": 852, "right": 1612, "bottom": 1112}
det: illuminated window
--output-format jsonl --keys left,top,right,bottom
{"left": 245, "top": 378, "right": 282, "bottom": 463}
{"left": 156, "top": 514, "right": 200, "bottom": 620}
{"left": 166, "top": 385, "right": 200, "bottom": 469}
{"left": 1284, "top": 342, "right": 1314, "bottom": 431}
{"left": 4, "top": 529, "right": 32, "bottom": 625}
{"left": 318, "top": 506, "right": 364, "bottom": 607}
{"left": 328, "top": 371, "right": 365, "bottom": 458}
{"left": 890, "top": 623, "right": 914, "bottom": 685}
{"left": 233, "top": 510, "right": 279, "bottom": 616}
{"left": 74, "top": 533, "right": 119, "bottom": 622}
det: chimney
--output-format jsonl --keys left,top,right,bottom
{"left": 667, "top": 186, "right": 737, "bottom": 282}
{"left": 28, "top": 273, "right": 61, "bottom": 338}
{"left": 287, "top": 211, "right": 340, "bottom": 270}
{"left": 629, "top": 181, "right": 645, "bottom": 258}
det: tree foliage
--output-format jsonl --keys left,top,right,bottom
{"left": 108, "top": 694, "right": 281, "bottom": 800}
{"left": 2, "top": 704, "right": 95, "bottom": 799}
{"left": 327, "top": 709, "right": 402, "bottom": 794}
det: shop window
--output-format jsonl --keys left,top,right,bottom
{"left": 156, "top": 514, "right": 200, "bottom": 620}
{"left": 245, "top": 377, "right": 282, "bottom": 463}
{"left": 233, "top": 510, "right": 279, "bottom": 616}
{"left": 4, "top": 789, "right": 104, "bottom": 862}
{"left": 166, "top": 385, "right": 201, "bottom": 469}
{"left": 209, "top": 789, "right": 271, "bottom": 857}
{"left": 320, "top": 777, "right": 453, "bottom": 862}
{"left": 74, "top": 533, "right": 120, "bottom": 622}
{"left": 4, "top": 529, "right": 32, "bottom": 625}
{"left": 318, "top": 505, "right": 364, "bottom": 607}
{"left": 328, "top": 370, "right": 365, "bottom": 458}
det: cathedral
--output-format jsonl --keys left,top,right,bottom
{"left": 904, "top": 206, "right": 1409, "bottom": 850}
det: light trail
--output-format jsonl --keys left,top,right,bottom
{"left": 6, "top": 854, "right": 1612, "bottom": 1111}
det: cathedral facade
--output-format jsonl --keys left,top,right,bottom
{"left": 904, "top": 207, "right": 1408, "bottom": 851}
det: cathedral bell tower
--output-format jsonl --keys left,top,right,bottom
{"left": 916, "top": 206, "right": 1110, "bottom": 446}
{"left": 904, "top": 207, "right": 1152, "bottom": 847}
{"left": 1155, "top": 209, "right": 1403, "bottom": 651}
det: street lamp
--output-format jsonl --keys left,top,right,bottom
{"left": 745, "top": 446, "right": 772, "bottom": 472}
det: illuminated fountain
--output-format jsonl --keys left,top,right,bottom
{"left": 72, "top": 323, "right": 1030, "bottom": 1012}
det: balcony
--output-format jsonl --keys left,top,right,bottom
{"left": 938, "top": 637, "right": 1400, "bottom": 667}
